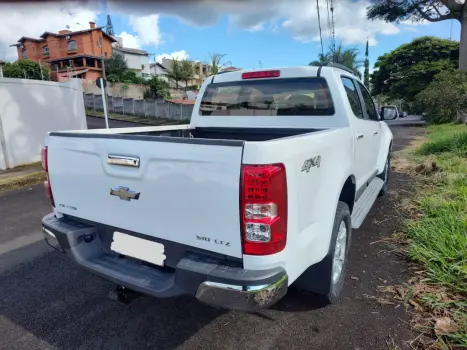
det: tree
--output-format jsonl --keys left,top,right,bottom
{"left": 3, "top": 60, "right": 50, "bottom": 80}
{"left": 416, "top": 70, "right": 467, "bottom": 123}
{"left": 371, "top": 36, "right": 459, "bottom": 101}
{"left": 364, "top": 39, "right": 370, "bottom": 89}
{"left": 165, "top": 59, "right": 184, "bottom": 88}
{"left": 367, "top": 0, "right": 467, "bottom": 70}
{"left": 179, "top": 59, "right": 194, "bottom": 89}
{"left": 207, "top": 53, "right": 230, "bottom": 75}
{"left": 146, "top": 76, "right": 171, "bottom": 100}
{"left": 309, "top": 43, "right": 363, "bottom": 78}
{"left": 104, "top": 55, "right": 129, "bottom": 83}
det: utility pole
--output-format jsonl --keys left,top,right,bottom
{"left": 98, "top": 35, "right": 110, "bottom": 128}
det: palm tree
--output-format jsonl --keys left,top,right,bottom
{"left": 207, "top": 53, "right": 231, "bottom": 76}
{"left": 309, "top": 44, "right": 363, "bottom": 78}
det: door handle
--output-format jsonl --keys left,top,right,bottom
{"left": 373, "top": 131, "right": 379, "bottom": 135}
{"left": 107, "top": 155, "right": 140, "bottom": 168}
{"left": 356, "top": 134, "right": 364, "bottom": 140}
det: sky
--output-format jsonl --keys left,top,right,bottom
{"left": 0, "top": 0, "right": 461, "bottom": 73}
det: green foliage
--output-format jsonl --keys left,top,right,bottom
{"left": 417, "top": 130, "right": 467, "bottom": 155}
{"left": 180, "top": 60, "right": 194, "bottom": 89}
{"left": 371, "top": 36, "right": 459, "bottom": 101}
{"left": 367, "top": 0, "right": 457, "bottom": 23}
{"left": 407, "top": 123, "right": 467, "bottom": 348}
{"left": 104, "top": 55, "right": 129, "bottom": 83}
{"left": 3, "top": 60, "right": 50, "bottom": 80}
{"left": 415, "top": 70, "right": 467, "bottom": 124}
{"left": 309, "top": 43, "right": 363, "bottom": 78}
{"left": 146, "top": 75, "right": 171, "bottom": 100}
{"left": 207, "top": 53, "right": 230, "bottom": 76}
{"left": 165, "top": 59, "right": 183, "bottom": 88}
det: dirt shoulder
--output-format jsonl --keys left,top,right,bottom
{"left": 0, "top": 163, "right": 45, "bottom": 193}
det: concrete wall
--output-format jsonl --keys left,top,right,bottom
{"left": 82, "top": 80, "right": 147, "bottom": 99}
{"left": 0, "top": 78, "right": 86, "bottom": 170}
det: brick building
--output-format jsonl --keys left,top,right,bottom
{"left": 10, "top": 22, "right": 116, "bottom": 81}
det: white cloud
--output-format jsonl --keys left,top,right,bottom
{"left": 156, "top": 50, "right": 189, "bottom": 63}
{"left": 108, "top": 0, "right": 400, "bottom": 47}
{"left": 118, "top": 32, "right": 141, "bottom": 49}
{"left": 0, "top": 1, "right": 98, "bottom": 61}
{"left": 129, "top": 14, "right": 162, "bottom": 47}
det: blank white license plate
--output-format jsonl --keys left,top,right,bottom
{"left": 110, "top": 231, "right": 166, "bottom": 266}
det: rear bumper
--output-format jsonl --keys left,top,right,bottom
{"left": 42, "top": 213, "right": 287, "bottom": 311}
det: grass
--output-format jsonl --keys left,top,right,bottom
{"left": 85, "top": 108, "right": 190, "bottom": 126}
{"left": 400, "top": 124, "right": 467, "bottom": 348}
{"left": 0, "top": 171, "right": 45, "bottom": 192}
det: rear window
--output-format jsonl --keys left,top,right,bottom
{"left": 200, "top": 77, "right": 334, "bottom": 116}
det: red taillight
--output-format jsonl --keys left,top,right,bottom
{"left": 241, "top": 164, "right": 287, "bottom": 255}
{"left": 241, "top": 70, "right": 280, "bottom": 79}
{"left": 42, "top": 146, "right": 55, "bottom": 207}
{"left": 41, "top": 146, "right": 48, "bottom": 172}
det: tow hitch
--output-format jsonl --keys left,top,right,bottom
{"left": 108, "top": 285, "right": 142, "bottom": 304}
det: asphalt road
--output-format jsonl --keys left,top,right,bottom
{"left": 0, "top": 126, "right": 421, "bottom": 350}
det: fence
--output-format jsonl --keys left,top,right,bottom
{"left": 84, "top": 93, "right": 194, "bottom": 121}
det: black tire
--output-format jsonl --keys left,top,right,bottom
{"left": 377, "top": 153, "right": 390, "bottom": 197}
{"left": 294, "top": 202, "right": 352, "bottom": 303}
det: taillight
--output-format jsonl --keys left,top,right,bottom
{"left": 42, "top": 146, "right": 55, "bottom": 207}
{"left": 241, "top": 70, "right": 280, "bottom": 79}
{"left": 241, "top": 164, "right": 287, "bottom": 255}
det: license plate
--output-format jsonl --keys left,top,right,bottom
{"left": 110, "top": 231, "right": 166, "bottom": 266}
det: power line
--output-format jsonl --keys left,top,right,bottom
{"left": 316, "top": 0, "right": 324, "bottom": 58}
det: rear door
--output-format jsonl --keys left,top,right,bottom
{"left": 47, "top": 134, "right": 245, "bottom": 258}
{"left": 340, "top": 76, "right": 374, "bottom": 187}
{"left": 355, "top": 81, "right": 382, "bottom": 175}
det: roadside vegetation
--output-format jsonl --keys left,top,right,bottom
{"left": 388, "top": 124, "right": 467, "bottom": 349}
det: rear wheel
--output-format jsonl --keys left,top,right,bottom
{"left": 295, "top": 202, "right": 351, "bottom": 303}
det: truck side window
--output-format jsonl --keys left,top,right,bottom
{"left": 357, "top": 82, "right": 379, "bottom": 121}
{"left": 340, "top": 77, "right": 363, "bottom": 119}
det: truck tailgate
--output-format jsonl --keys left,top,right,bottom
{"left": 47, "top": 135, "right": 244, "bottom": 258}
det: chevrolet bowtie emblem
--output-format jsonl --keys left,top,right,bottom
{"left": 110, "top": 186, "right": 140, "bottom": 201}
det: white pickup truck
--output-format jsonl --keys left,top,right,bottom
{"left": 41, "top": 66, "right": 393, "bottom": 311}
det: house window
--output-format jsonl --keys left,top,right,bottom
{"left": 21, "top": 49, "right": 27, "bottom": 59}
{"left": 43, "top": 46, "right": 49, "bottom": 55}
{"left": 68, "top": 40, "right": 77, "bottom": 51}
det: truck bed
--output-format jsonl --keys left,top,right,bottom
{"left": 51, "top": 126, "right": 322, "bottom": 143}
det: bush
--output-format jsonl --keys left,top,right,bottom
{"left": 415, "top": 70, "right": 467, "bottom": 124}
{"left": 418, "top": 131, "right": 467, "bottom": 155}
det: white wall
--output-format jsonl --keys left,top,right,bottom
{"left": 0, "top": 78, "right": 86, "bottom": 169}
{"left": 124, "top": 53, "right": 150, "bottom": 77}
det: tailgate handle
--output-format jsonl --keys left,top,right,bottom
{"left": 107, "top": 155, "right": 140, "bottom": 168}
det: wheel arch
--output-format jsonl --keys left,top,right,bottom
{"left": 338, "top": 175, "right": 356, "bottom": 214}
